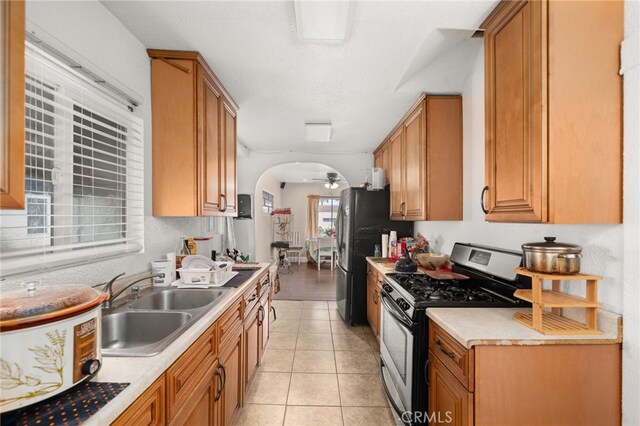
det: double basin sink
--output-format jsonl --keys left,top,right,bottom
{"left": 101, "top": 288, "right": 230, "bottom": 357}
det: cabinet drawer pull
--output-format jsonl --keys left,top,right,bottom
{"left": 481, "top": 185, "right": 489, "bottom": 214}
{"left": 220, "top": 194, "right": 227, "bottom": 212}
{"left": 435, "top": 340, "right": 456, "bottom": 359}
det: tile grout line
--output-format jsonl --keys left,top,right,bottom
{"left": 333, "top": 334, "right": 346, "bottom": 425}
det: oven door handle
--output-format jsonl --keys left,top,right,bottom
{"left": 380, "top": 359, "right": 409, "bottom": 425}
{"left": 380, "top": 293, "right": 413, "bottom": 331}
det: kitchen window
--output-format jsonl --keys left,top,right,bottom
{"left": 318, "top": 197, "right": 339, "bottom": 237}
{"left": 262, "top": 190, "right": 274, "bottom": 215}
{"left": 0, "top": 42, "right": 144, "bottom": 277}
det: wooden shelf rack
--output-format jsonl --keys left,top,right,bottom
{"left": 513, "top": 267, "right": 603, "bottom": 335}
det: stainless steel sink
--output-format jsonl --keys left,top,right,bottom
{"left": 129, "top": 289, "right": 226, "bottom": 310}
{"left": 101, "top": 287, "right": 231, "bottom": 357}
{"left": 102, "top": 311, "right": 192, "bottom": 356}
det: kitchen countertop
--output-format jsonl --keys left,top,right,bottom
{"left": 426, "top": 307, "right": 622, "bottom": 349}
{"left": 366, "top": 256, "right": 428, "bottom": 276}
{"left": 85, "top": 263, "right": 270, "bottom": 426}
{"left": 366, "top": 256, "right": 397, "bottom": 276}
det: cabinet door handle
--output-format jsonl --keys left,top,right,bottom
{"left": 424, "top": 358, "right": 431, "bottom": 387}
{"left": 220, "top": 194, "right": 227, "bottom": 212}
{"left": 435, "top": 340, "right": 456, "bottom": 359}
{"left": 481, "top": 186, "right": 489, "bottom": 214}
{"left": 258, "top": 305, "right": 264, "bottom": 326}
{"left": 221, "top": 363, "right": 227, "bottom": 394}
{"left": 214, "top": 366, "right": 223, "bottom": 401}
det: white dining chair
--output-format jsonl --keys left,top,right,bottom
{"left": 316, "top": 237, "right": 336, "bottom": 271}
{"left": 286, "top": 231, "right": 305, "bottom": 265}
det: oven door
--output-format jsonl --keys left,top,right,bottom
{"left": 379, "top": 292, "right": 414, "bottom": 417}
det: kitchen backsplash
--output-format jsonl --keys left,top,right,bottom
{"left": 0, "top": 217, "right": 218, "bottom": 290}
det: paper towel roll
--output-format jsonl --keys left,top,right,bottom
{"left": 382, "top": 234, "right": 389, "bottom": 258}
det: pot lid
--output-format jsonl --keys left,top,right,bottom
{"left": 0, "top": 282, "right": 107, "bottom": 331}
{"left": 522, "top": 237, "right": 582, "bottom": 253}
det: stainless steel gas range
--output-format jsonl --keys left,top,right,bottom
{"left": 379, "top": 243, "right": 531, "bottom": 425}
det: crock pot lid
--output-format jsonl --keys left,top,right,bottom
{"left": 522, "top": 237, "right": 582, "bottom": 253}
{"left": 0, "top": 282, "right": 107, "bottom": 326}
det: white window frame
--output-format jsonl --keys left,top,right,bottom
{"left": 0, "top": 42, "right": 144, "bottom": 277}
{"left": 262, "top": 190, "right": 275, "bottom": 215}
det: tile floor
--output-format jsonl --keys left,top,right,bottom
{"left": 237, "top": 300, "right": 395, "bottom": 426}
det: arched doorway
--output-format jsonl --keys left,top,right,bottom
{"left": 254, "top": 162, "right": 349, "bottom": 300}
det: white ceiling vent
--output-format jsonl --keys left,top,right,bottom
{"left": 305, "top": 122, "right": 332, "bottom": 142}
{"left": 294, "top": 1, "right": 355, "bottom": 44}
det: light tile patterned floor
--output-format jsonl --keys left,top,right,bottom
{"left": 237, "top": 300, "right": 394, "bottom": 426}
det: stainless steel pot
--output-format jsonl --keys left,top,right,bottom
{"left": 0, "top": 282, "right": 107, "bottom": 413}
{"left": 522, "top": 237, "right": 582, "bottom": 274}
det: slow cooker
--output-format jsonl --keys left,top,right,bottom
{"left": 0, "top": 282, "right": 107, "bottom": 413}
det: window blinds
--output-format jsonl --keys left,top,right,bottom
{"left": 0, "top": 43, "right": 144, "bottom": 277}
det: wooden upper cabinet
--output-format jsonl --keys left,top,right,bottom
{"left": 0, "top": 0, "right": 25, "bottom": 210}
{"left": 199, "top": 67, "right": 223, "bottom": 214}
{"left": 373, "top": 139, "right": 390, "bottom": 188}
{"left": 482, "top": 0, "right": 623, "bottom": 223}
{"left": 148, "top": 49, "right": 238, "bottom": 217}
{"left": 389, "top": 128, "right": 404, "bottom": 220}
{"left": 222, "top": 101, "right": 237, "bottom": 215}
{"left": 403, "top": 105, "right": 426, "bottom": 220}
{"left": 385, "top": 95, "right": 462, "bottom": 221}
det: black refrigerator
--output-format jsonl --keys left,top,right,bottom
{"left": 336, "top": 188, "right": 413, "bottom": 325}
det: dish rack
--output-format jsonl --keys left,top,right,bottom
{"left": 513, "top": 267, "right": 603, "bottom": 335}
{"left": 178, "top": 262, "right": 234, "bottom": 285}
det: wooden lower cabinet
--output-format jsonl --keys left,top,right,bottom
{"left": 366, "top": 276, "right": 380, "bottom": 337}
{"left": 218, "top": 324, "right": 243, "bottom": 426}
{"left": 179, "top": 381, "right": 216, "bottom": 426}
{"left": 113, "top": 275, "right": 275, "bottom": 426}
{"left": 366, "top": 263, "right": 382, "bottom": 338}
{"left": 259, "top": 289, "right": 270, "bottom": 362}
{"left": 112, "top": 375, "right": 166, "bottom": 426}
{"left": 244, "top": 303, "right": 260, "bottom": 391}
{"left": 428, "top": 353, "right": 473, "bottom": 426}
{"left": 427, "top": 320, "right": 622, "bottom": 425}
{"left": 166, "top": 323, "right": 217, "bottom": 422}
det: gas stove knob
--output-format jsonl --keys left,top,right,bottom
{"left": 396, "top": 299, "right": 410, "bottom": 310}
{"left": 382, "top": 284, "right": 393, "bottom": 293}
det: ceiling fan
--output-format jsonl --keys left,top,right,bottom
{"left": 312, "top": 172, "right": 342, "bottom": 189}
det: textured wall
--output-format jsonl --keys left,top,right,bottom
{"left": 1, "top": 1, "right": 217, "bottom": 288}
{"left": 622, "top": 1, "right": 640, "bottom": 423}
{"left": 253, "top": 172, "right": 283, "bottom": 262}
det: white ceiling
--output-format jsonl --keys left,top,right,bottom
{"left": 103, "top": 0, "right": 497, "bottom": 154}
{"left": 266, "top": 162, "right": 347, "bottom": 184}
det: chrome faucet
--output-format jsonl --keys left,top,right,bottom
{"left": 102, "top": 272, "right": 165, "bottom": 309}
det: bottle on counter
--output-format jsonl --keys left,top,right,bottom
{"left": 389, "top": 231, "right": 398, "bottom": 260}
{"left": 175, "top": 236, "right": 191, "bottom": 270}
